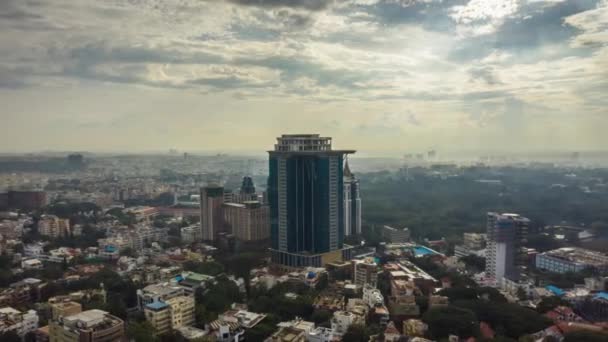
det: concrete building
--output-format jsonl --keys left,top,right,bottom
{"left": 137, "top": 282, "right": 186, "bottom": 311}
{"left": 454, "top": 233, "right": 487, "bottom": 258}
{"left": 200, "top": 185, "right": 225, "bottom": 241}
{"left": 0, "top": 307, "right": 39, "bottom": 338}
{"left": 38, "top": 216, "right": 71, "bottom": 239}
{"left": 428, "top": 295, "right": 449, "bottom": 309}
{"left": 223, "top": 201, "right": 270, "bottom": 241}
{"left": 536, "top": 247, "right": 608, "bottom": 274}
{"left": 144, "top": 296, "right": 195, "bottom": 335}
{"left": 486, "top": 213, "right": 529, "bottom": 284}
{"left": 382, "top": 225, "right": 410, "bottom": 243}
{"left": 343, "top": 161, "right": 362, "bottom": 237}
{"left": 403, "top": 319, "right": 428, "bottom": 338}
{"left": 50, "top": 300, "right": 82, "bottom": 320}
{"left": 331, "top": 311, "right": 361, "bottom": 335}
{"left": 268, "top": 134, "right": 356, "bottom": 268}
{"left": 5, "top": 190, "right": 47, "bottom": 210}
{"left": 180, "top": 224, "right": 201, "bottom": 244}
{"left": 49, "top": 309, "right": 124, "bottom": 342}
{"left": 363, "top": 285, "right": 384, "bottom": 308}
{"left": 464, "top": 233, "right": 486, "bottom": 250}
{"left": 353, "top": 257, "right": 378, "bottom": 288}
{"left": 268, "top": 319, "right": 315, "bottom": 342}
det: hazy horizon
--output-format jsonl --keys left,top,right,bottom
{"left": 2, "top": 0, "right": 607, "bottom": 153}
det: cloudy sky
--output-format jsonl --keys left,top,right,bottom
{"left": 1, "top": 0, "right": 607, "bottom": 155}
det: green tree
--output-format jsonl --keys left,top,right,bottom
{"left": 342, "top": 324, "right": 370, "bottom": 342}
{"left": 563, "top": 331, "right": 608, "bottom": 342}
{"left": 516, "top": 287, "right": 528, "bottom": 301}
{"left": 453, "top": 300, "right": 551, "bottom": 339}
{"left": 184, "top": 261, "right": 224, "bottom": 276}
{"left": 461, "top": 254, "right": 486, "bottom": 271}
{"left": 422, "top": 306, "right": 479, "bottom": 340}
{"left": 311, "top": 309, "right": 332, "bottom": 326}
{"left": 121, "top": 247, "right": 136, "bottom": 258}
{"left": 0, "top": 331, "right": 21, "bottom": 342}
{"left": 127, "top": 321, "right": 157, "bottom": 342}
{"left": 536, "top": 296, "right": 571, "bottom": 314}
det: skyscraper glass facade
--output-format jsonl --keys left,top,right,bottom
{"left": 268, "top": 134, "right": 355, "bottom": 268}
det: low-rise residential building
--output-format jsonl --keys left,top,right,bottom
{"left": 331, "top": 311, "right": 362, "bottom": 336}
{"left": 536, "top": 247, "right": 608, "bottom": 274}
{"left": 353, "top": 257, "right": 378, "bottom": 288}
{"left": 0, "top": 307, "right": 39, "bottom": 337}
{"left": 268, "top": 319, "right": 315, "bottom": 342}
{"left": 50, "top": 300, "right": 82, "bottom": 320}
{"left": 181, "top": 224, "right": 201, "bottom": 244}
{"left": 144, "top": 295, "right": 195, "bottom": 335}
{"left": 38, "top": 215, "right": 71, "bottom": 239}
{"left": 218, "top": 309, "right": 267, "bottom": 329}
{"left": 178, "top": 271, "right": 216, "bottom": 294}
{"left": 203, "top": 308, "right": 266, "bottom": 342}
{"left": 137, "top": 282, "right": 186, "bottom": 311}
{"left": 403, "top": 319, "right": 428, "bottom": 338}
{"left": 429, "top": 295, "right": 449, "bottom": 309}
{"left": 176, "top": 326, "right": 207, "bottom": 341}
{"left": 49, "top": 309, "right": 124, "bottom": 342}
{"left": 382, "top": 225, "right": 410, "bottom": 243}
{"left": 454, "top": 233, "right": 487, "bottom": 258}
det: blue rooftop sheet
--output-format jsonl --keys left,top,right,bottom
{"left": 594, "top": 292, "right": 608, "bottom": 301}
{"left": 546, "top": 285, "right": 565, "bottom": 296}
{"left": 146, "top": 301, "right": 168, "bottom": 310}
{"left": 413, "top": 246, "right": 438, "bottom": 257}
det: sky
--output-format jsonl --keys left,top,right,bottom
{"left": 1, "top": 0, "right": 607, "bottom": 155}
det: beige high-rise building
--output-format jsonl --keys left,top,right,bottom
{"left": 144, "top": 295, "right": 195, "bottom": 335}
{"left": 223, "top": 201, "right": 270, "bottom": 241}
{"left": 200, "top": 186, "right": 225, "bottom": 241}
{"left": 49, "top": 309, "right": 124, "bottom": 342}
{"left": 353, "top": 257, "right": 378, "bottom": 288}
{"left": 38, "top": 215, "right": 71, "bottom": 238}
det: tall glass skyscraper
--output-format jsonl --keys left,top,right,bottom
{"left": 268, "top": 134, "right": 355, "bottom": 268}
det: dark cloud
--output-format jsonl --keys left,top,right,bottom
{"left": 227, "top": 0, "right": 332, "bottom": 11}
{"left": 0, "top": 67, "right": 29, "bottom": 89}
{"left": 449, "top": 0, "right": 601, "bottom": 62}
{"left": 345, "top": 0, "right": 468, "bottom": 32}
{"left": 469, "top": 66, "right": 501, "bottom": 85}
{"left": 62, "top": 43, "right": 225, "bottom": 65}
{"left": 188, "top": 76, "right": 273, "bottom": 89}
{"left": 0, "top": 0, "right": 42, "bottom": 20}
{"left": 235, "top": 55, "right": 375, "bottom": 90}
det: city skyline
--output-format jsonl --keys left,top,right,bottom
{"left": 2, "top": 0, "right": 607, "bottom": 153}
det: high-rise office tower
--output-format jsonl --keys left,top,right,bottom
{"left": 268, "top": 134, "right": 355, "bottom": 268}
{"left": 240, "top": 176, "right": 256, "bottom": 195}
{"left": 343, "top": 161, "right": 362, "bottom": 236}
{"left": 486, "top": 212, "right": 529, "bottom": 284}
{"left": 200, "top": 185, "right": 225, "bottom": 241}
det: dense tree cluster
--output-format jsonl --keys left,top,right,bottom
{"left": 360, "top": 168, "right": 608, "bottom": 240}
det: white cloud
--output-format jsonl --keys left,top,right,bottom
{"left": 0, "top": 0, "right": 606, "bottom": 152}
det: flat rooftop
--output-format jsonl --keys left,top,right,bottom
{"left": 542, "top": 247, "right": 608, "bottom": 266}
